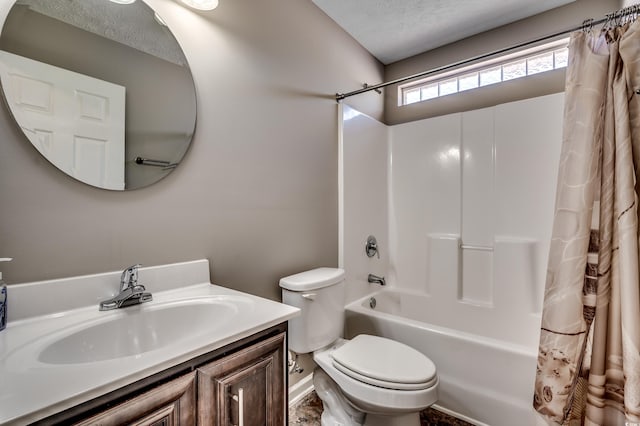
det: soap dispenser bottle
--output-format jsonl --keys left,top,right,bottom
{"left": 0, "top": 258, "right": 12, "bottom": 331}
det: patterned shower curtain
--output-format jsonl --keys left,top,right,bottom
{"left": 534, "top": 18, "right": 640, "bottom": 426}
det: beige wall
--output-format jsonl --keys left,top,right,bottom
{"left": 0, "top": 0, "right": 383, "bottom": 300}
{"left": 384, "top": 0, "right": 620, "bottom": 125}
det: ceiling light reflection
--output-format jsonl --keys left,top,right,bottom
{"left": 180, "top": 0, "right": 219, "bottom": 10}
{"left": 438, "top": 147, "right": 460, "bottom": 164}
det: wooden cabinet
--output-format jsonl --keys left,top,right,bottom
{"left": 40, "top": 325, "right": 287, "bottom": 426}
{"left": 197, "top": 333, "right": 285, "bottom": 426}
{"left": 74, "top": 372, "right": 196, "bottom": 426}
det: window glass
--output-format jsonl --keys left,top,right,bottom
{"left": 439, "top": 78, "right": 458, "bottom": 96}
{"left": 479, "top": 66, "right": 501, "bottom": 87}
{"left": 404, "top": 88, "right": 421, "bottom": 104}
{"left": 399, "top": 39, "right": 569, "bottom": 106}
{"left": 421, "top": 84, "right": 439, "bottom": 100}
{"left": 554, "top": 49, "right": 568, "bottom": 68}
{"left": 527, "top": 52, "right": 554, "bottom": 75}
{"left": 458, "top": 73, "right": 479, "bottom": 91}
{"left": 503, "top": 60, "right": 526, "bottom": 81}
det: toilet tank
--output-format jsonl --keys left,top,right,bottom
{"left": 279, "top": 268, "right": 345, "bottom": 354}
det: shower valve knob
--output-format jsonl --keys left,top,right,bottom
{"left": 366, "top": 235, "right": 379, "bottom": 258}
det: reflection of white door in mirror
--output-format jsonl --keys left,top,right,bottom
{"left": 0, "top": 50, "right": 125, "bottom": 190}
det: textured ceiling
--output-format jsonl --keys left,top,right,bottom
{"left": 14, "top": 0, "right": 188, "bottom": 66}
{"left": 312, "top": 0, "right": 576, "bottom": 64}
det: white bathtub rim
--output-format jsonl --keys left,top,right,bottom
{"left": 346, "top": 287, "right": 538, "bottom": 358}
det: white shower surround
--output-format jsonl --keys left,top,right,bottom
{"left": 339, "top": 93, "right": 564, "bottom": 425}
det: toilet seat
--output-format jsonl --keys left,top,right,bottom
{"left": 332, "top": 361, "right": 438, "bottom": 391}
{"left": 314, "top": 338, "right": 439, "bottom": 415}
{"left": 330, "top": 334, "right": 437, "bottom": 391}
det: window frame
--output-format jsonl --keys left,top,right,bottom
{"left": 399, "top": 38, "right": 570, "bottom": 107}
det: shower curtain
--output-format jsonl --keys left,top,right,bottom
{"left": 534, "top": 18, "right": 640, "bottom": 426}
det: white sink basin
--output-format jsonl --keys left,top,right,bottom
{"left": 38, "top": 297, "right": 240, "bottom": 364}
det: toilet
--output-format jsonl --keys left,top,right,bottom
{"left": 280, "top": 268, "right": 438, "bottom": 426}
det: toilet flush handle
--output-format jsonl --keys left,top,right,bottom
{"left": 301, "top": 292, "right": 316, "bottom": 301}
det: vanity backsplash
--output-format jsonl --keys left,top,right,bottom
{"left": 8, "top": 259, "right": 210, "bottom": 322}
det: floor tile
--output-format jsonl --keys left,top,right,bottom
{"left": 289, "top": 391, "right": 473, "bottom": 425}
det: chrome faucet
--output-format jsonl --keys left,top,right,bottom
{"left": 99, "top": 264, "right": 152, "bottom": 311}
{"left": 367, "top": 274, "right": 386, "bottom": 286}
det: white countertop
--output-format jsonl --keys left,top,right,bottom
{"left": 0, "top": 260, "right": 299, "bottom": 425}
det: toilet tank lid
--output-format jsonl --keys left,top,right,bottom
{"left": 279, "top": 267, "right": 345, "bottom": 291}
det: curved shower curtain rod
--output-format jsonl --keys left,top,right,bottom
{"left": 335, "top": 5, "right": 639, "bottom": 102}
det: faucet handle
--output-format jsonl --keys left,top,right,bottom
{"left": 366, "top": 235, "right": 380, "bottom": 259}
{"left": 120, "top": 264, "right": 141, "bottom": 289}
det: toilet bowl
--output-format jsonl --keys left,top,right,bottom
{"left": 315, "top": 337, "right": 438, "bottom": 415}
{"left": 280, "top": 268, "right": 439, "bottom": 426}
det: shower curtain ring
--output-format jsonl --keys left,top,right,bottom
{"left": 603, "top": 13, "right": 614, "bottom": 30}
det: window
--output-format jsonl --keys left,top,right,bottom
{"left": 399, "top": 38, "right": 569, "bottom": 106}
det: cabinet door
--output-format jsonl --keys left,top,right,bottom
{"left": 74, "top": 372, "right": 196, "bottom": 426}
{"left": 197, "top": 332, "right": 285, "bottom": 426}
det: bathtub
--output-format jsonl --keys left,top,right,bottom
{"left": 344, "top": 288, "right": 539, "bottom": 426}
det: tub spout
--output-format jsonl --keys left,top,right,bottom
{"left": 367, "top": 274, "right": 386, "bottom": 286}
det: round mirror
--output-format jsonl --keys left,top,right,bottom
{"left": 0, "top": 0, "right": 196, "bottom": 190}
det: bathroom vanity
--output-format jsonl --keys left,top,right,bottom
{"left": 62, "top": 326, "right": 285, "bottom": 425}
{"left": 0, "top": 260, "right": 299, "bottom": 425}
